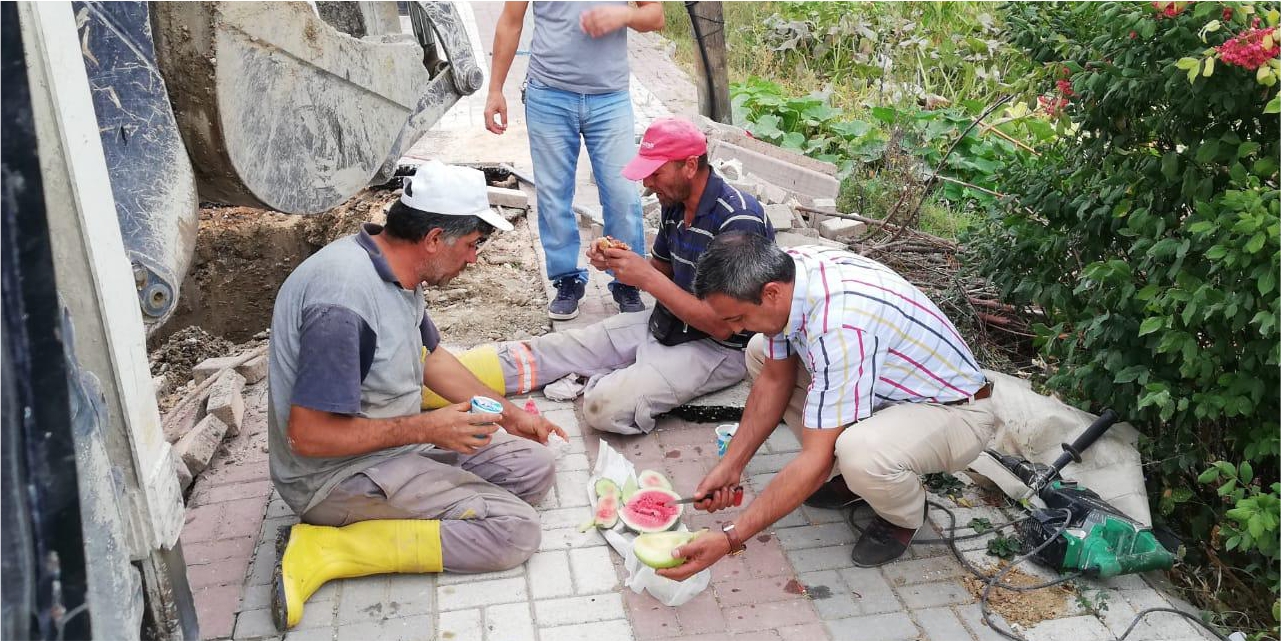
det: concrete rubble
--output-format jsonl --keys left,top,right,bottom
{"left": 163, "top": 346, "right": 266, "bottom": 492}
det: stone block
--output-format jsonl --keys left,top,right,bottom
{"left": 163, "top": 398, "right": 204, "bottom": 444}
{"left": 710, "top": 138, "right": 839, "bottom": 205}
{"left": 748, "top": 173, "right": 790, "bottom": 204}
{"left": 698, "top": 115, "right": 839, "bottom": 177}
{"left": 206, "top": 370, "right": 246, "bottom": 436}
{"left": 171, "top": 446, "right": 193, "bottom": 493}
{"left": 487, "top": 185, "right": 528, "bottom": 209}
{"left": 175, "top": 414, "right": 229, "bottom": 476}
{"left": 235, "top": 354, "right": 267, "bottom": 384}
{"left": 818, "top": 218, "right": 868, "bottom": 242}
{"left": 776, "top": 231, "right": 844, "bottom": 249}
{"left": 192, "top": 355, "right": 239, "bottom": 384}
{"left": 764, "top": 203, "right": 795, "bottom": 230}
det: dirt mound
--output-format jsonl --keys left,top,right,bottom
{"left": 149, "top": 325, "right": 234, "bottom": 385}
{"left": 961, "top": 564, "right": 1075, "bottom": 630}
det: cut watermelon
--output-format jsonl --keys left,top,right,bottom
{"left": 594, "top": 477, "right": 620, "bottom": 499}
{"left": 634, "top": 530, "right": 705, "bottom": 569}
{"left": 619, "top": 488, "right": 683, "bottom": 533}
{"left": 636, "top": 469, "right": 672, "bottom": 491}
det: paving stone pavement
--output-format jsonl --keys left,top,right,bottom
{"left": 180, "top": 4, "right": 1222, "bottom": 641}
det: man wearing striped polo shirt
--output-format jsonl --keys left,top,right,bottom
{"left": 658, "top": 232, "right": 995, "bottom": 580}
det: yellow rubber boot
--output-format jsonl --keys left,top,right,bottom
{"left": 271, "top": 520, "right": 443, "bottom": 631}
{"left": 422, "top": 345, "right": 505, "bottom": 409}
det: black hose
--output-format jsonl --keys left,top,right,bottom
{"left": 846, "top": 500, "right": 1232, "bottom": 641}
{"left": 684, "top": 2, "right": 719, "bottom": 122}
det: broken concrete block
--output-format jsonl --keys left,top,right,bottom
{"left": 711, "top": 157, "right": 744, "bottom": 182}
{"left": 811, "top": 197, "right": 838, "bottom": 213}
{"left": 696, "top": 115, "right": 839, "bottom": 177}
{"left": 818, "top": 218, "right": 868, "bottom": 242}
{"left": 790, "top": 227, "right": 820, "bottom": 238}
{"left": 192, "top": 355, "right": 239, "bottom": 384}
{"left": 163, "top": 398, "right": 205, "bottom": 444}
{"left": 710, "top": 139, "right": 840, "bottom": 206}
{"left": 776, "top": 231, "right": 845, "bottom": 249}
{"left": 487, "top": 186, "right": 528, "bottom": 210}
{"left": 206, "top": 370, "right": 246, "bottom": 436}
{"left": 642, "top": 194, "right": 661, "bottom": 218}
{"left": 175, "top": 414, "right": 229, "bottom": 477}
{"left": 749, "top": 174, "right": 790, "bottom": 205}
{"left": 575, "top": 204, "right": 603, "bottom": 227}
{"left": 235, "top": 354, "right": 268, "bottom": 385}
{"left": 764, "top": 204, "right": 794, "bottom": 231}
{"left": 171, "top": 447, "right": 193, "bottom": 493}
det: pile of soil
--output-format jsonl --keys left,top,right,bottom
{"left": 149, "top": 326, "right": 233, "bottom": 385}
{"left": 960, "top": 564, "right": 1075, "bottom": 630}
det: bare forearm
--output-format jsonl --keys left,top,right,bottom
{"left": 488, "top": 4, "right": 526, "bottom": 93}
{"left": 629, "top": 2, "right": 665, "bottom": 32}
{"left": 720, "top": 372, "right": 794, "bottom": 471}
{"left": 288, "top": 406, "right": 430, "bottom": 458}
{"left": 733, "top": 453, "right": 831, "bottom": 539}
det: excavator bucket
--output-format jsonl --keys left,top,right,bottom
{"left": 150, "top": 1, "right": 483, "bottom": 215}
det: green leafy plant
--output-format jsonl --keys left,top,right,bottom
{"left": 968, "top": 517, "right": 995, "bottom": 534}
{"left": 987, "top": 534, "right": 1023, "bottom": 560}
{"left": 1074, "top": 588, "right": 1112, "bottom": 616}
{"left": 969, "top": 1, "right": 1279, "bottom": 634}
{"left": 924, "top": 472, "right": 966, "bottom": 500}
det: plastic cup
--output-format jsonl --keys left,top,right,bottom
{"left": 715, "top": 424, "right": 738, "bottom": 457}
{"left": 470, "top": 395, "right": 502, "bottom": 424}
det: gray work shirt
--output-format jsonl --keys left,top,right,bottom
{"left": 527, "top": 1, "right": 630, "bottom": 94}
{"left": 267, "top": 223, "right": 442, "bottom": 515}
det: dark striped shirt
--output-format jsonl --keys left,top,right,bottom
{"left": 651, "top": 169, "right": 774, "bottom": 291}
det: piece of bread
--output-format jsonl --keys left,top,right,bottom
{"left": 593, "top": 236, "right": 632, "bottom": 252}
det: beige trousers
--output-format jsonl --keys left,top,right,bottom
{"left": 745, "top": 334, "right": 996, "bottom": 529}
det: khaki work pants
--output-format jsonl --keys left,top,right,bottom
{"left": 745, "top": 334, "right": 996, "bottom": 529}
{"left": 499, "top": 311, "right": 747, "bottom": 435}
{"left": 302, "top": 431, "right": 555, "bottom": 573}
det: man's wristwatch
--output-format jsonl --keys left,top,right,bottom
{"left": 722, "top": 523, "right": 746, "bottom": 556}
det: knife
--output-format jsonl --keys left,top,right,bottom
{"left": 667, "top": 485, "right": 744, "bottom": 506}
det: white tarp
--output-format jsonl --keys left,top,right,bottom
{"left": 969, "top": 370, "right": 1153, "bottom": 525}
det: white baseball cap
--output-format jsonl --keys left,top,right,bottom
{"left": 400, "top": 160, "right": 513, "bottom": 232}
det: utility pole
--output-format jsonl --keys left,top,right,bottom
{"left": 685, "top": 2, "right": 732, "bottom": 124}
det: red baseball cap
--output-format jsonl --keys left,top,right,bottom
{"left": 622, "top": 117, "right": 708, "bottom": 181}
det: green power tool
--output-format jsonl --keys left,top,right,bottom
{"left": 990, "top": 409, "right": 1176, "bottom": 577}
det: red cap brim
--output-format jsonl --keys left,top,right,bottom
{"left": 621, "top": 155, "right": 667, "bottom": 181}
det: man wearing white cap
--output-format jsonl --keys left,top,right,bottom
{"left": 265, "top": 161, "right": 567, "bottom": 631}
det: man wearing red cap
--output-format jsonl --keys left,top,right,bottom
{"left": 428, "top": 117, "right": 775, "bottom": 435}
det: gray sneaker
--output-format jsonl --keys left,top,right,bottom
{"left": 548, "top": 277, "right": 585, "bottom": 320}
{"left": 610, "top": 283, "right": 645, "bottom": 313}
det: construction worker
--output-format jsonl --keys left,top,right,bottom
{"left": 425, "top": 117, "right": 774, "bottom": 435}
{"left": 265, "top": 161, "right": 567, "bottom": 631}
{"left": 657, "top": 233, "right": 995, "bottom": 581}
{"left": 485, "top": 1, "right": 664, "bottom": 320}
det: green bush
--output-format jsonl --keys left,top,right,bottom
{"left": 969, "top": 1, "right": 1280, "bottom": 633}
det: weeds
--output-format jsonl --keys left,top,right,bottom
{"left": 987, "top": 534, "right": 1023, "bottom": 560}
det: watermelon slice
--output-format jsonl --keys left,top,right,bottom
{"left": 621, "top": 475, "right": 640, "bottom": 502}
{"left": 579, "top": 493, "right": 620, "bottom": 532}
{"left": 637, "top": 469, "right": 672, "bottom": 491}
{"left": 619, "top": 488, "right": 683, "bottom": 533}
{"left": 595, "top": 477, "right": 620, "bottom": 499}
{"left": 634, "top": 530, "right": 705, "bottom": 569}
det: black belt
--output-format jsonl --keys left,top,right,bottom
{"left": 944, "top": 381, "right": 993, "bottom": 406}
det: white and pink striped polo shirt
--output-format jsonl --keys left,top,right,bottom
{"left": 765, "top": 246, "right": 987, "bottom": 429}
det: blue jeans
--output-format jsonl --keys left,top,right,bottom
{"left": 524, "top": 77, "right": 645, "bottom": 284}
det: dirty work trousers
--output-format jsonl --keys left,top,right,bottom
{"left": 499, "top": 311, "right": 747, "bottom": 435}
{"left": 745, "top": 334, "right": 996, "bottom": 529}
{"left": 301, "top": 431, "right": 554, "bottom": 573}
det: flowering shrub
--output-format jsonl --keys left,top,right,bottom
{"left": 971, "top": 2, "right": 1280, "bottom": 634}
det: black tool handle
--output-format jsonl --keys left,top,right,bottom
{"left": 1048, "top": 409, "right": 1120, "bottom": 478}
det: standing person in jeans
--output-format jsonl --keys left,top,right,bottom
{"left": 485, "top": 1, "right": 664, "bottom": 320}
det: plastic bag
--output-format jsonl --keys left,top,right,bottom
{"left": 588, "top": 441, "right": 711, "bottom": 607}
